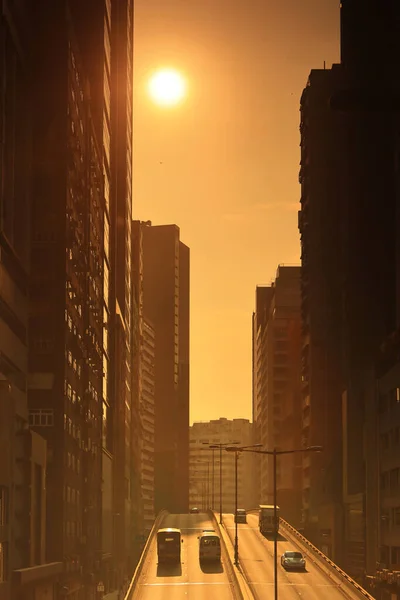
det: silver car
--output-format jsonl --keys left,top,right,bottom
{"left": 281, "top": 550, "right": 306, "bottom": 570}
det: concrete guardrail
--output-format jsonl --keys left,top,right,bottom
{"left": 207, "top": 510, "right": 245, "bottom": 600}
{"left": 123, "top": 509, "right": 169, "bottom": 600}
{"left": 241, "top": 509, "right": 375, "bottom": 599}
{"left": 278, "top": 517, "right": 375, "bottom": 600}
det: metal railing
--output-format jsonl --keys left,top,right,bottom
{"left": 279, "top": 517, "right": 375, "bottom": 600}
{"left": 246, "top": 509, "right": 374, "bottom": 599}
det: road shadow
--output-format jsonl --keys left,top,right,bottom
{"left": 282, "top": 567, "right": 309, "bottom": 574}
{"left": 263, "top": 532, "right": 287, "bottom": 542}
{"left": 200, "top": 561, "right": 224, "bottom": 574}
{"left": 156, "top": 563, "right": 183, "bottom": 577}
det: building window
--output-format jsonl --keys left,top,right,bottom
{"left": 391, "top": 546, "right": 400, "bottom": 567}
{"left": 0, "top": 542, "right": 8, "bottom": 582}
{"left": 0, "top": 488, "right": 8, "bottom": 526}
{"left": 392, "top": 507, "right": 400, "bottom": 527}
{"left": 29, "top": 409, "right": 54, "bottom": 427}
{"left": 33, "top": 338, "right": 54, "bottom": 354}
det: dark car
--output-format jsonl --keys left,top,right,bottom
{"left": 190, "top": 507, "right": 200, "bottom": 514}
{"left": 235, "top": 508, "right": 247, "bottom": 523}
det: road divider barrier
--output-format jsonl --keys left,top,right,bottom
{"left": 123, "top": 509, "right": 169, "bottom": 600}
{"left": 207, "top": 510, "right": 247, "bottom": 600}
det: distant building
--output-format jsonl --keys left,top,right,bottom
{"left": 252, "top": 266, "right": 302, "bottom": 526}
{"left": 139, "top": 222, "right": 190, "bottom": 514}
{"left": 189, "top": 418, "right": 255, "bottom": 513}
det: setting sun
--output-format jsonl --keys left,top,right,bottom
{"left": 148, "top": 69, "right": 186, "bottom": 107}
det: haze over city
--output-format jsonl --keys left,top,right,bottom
{"left": 3, "top": 1, "right": 400, "bottom": 599}
{"left": 133, "top": 0, "right": 340, "bottom": 423}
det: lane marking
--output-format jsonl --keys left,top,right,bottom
{"left": 247, "top": 582, "right": 340, "bottom": 586}
{"left": 141, "top": 582, "right": 230, "bottom": 587}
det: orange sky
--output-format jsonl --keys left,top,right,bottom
{"left": 133, "top": 0, "right": 340, "bottom": 424}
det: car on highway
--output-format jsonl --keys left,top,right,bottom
{"left": 157, "top": 528, "right": 183, "bottom": 563}
{"left": 190, "top": 507, "right": 200, "bottom": 514}
{"left": 235, "top": 508, "right": 247, "bottom": 523}
{"left": 281, "top": 550, "right": 306, "bottom": 570}
{"left": 198, "top": 531, "right": 221, "bottom": 562}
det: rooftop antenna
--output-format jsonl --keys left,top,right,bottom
{"left": 324, "top": 60, "right": 326, "bottom": 69}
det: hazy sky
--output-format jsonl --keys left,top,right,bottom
{"left": 133, "top": 0, "right": 340, "bottom": 424}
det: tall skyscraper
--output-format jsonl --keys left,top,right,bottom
{"left": 140, "top": 223, "right": 190, "bottom": 514}
{"left": 26, "top": 1, "right": 135, "bottom": 597}
{"left": 0, "top": 6, "right": 63, "bottom": 598}
{"left": 298, "top": 65, "right": 346, "bottom": 565}
{"left": 108, "top": 0, "right": 136, "bottom": 584}
{"left": 299, "top": 1, "right": 400, "bottom": 580}
{"left": 28, "top": 4, "right": 106, "bottom": 596}
{"left": 252, "top": 266, "right": 303, "bottom": 525}
{"left": 140, "top": 318, "right": 156, "bottom": 532}
{"left": 132, "top": 220, "right": 156, "bottom": 534}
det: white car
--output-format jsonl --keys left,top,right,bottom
{"left": 281, "top": 550, "right": 306, "bottom": 570}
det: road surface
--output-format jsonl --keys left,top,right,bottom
{"left": 132, "top": 512, "right": 238, "bottom": 600}
{"left": 224, "top": 513, "right": 357, "bottom": 600}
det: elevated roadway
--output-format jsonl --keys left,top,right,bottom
{"left": 223, "top": 513, "right": 372, "bottom": 600}
{"left": 128, "top": 512, "right": 242, "bottom": 600}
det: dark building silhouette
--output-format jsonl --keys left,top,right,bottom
{"left": 0, "top": 3, "right": 63, "bottom": 598}
{"left": 108, "top": 0, "right": 137, "bottom": 586}
{"left": 299, "top": 1, "right": 400, "bottom": 583}
{"left": 132, "top": 222, "right": 156, "bottom": 534}
{"left": 139, "top": 223, "right": 190, "bottom": 514}
{"left": 26, "top": 0, "right": 135, "bottom": 597}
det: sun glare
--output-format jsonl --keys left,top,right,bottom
{"left": 148, "top": 69, "right": 186, "bottom": 107}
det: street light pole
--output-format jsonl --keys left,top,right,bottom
{"left": 212, "top": 448, "right": 215, "bottom": 510}
{"left": 226, "top": 443, "right": 263, "bottom": 566}
{"left": 219, "top": 445, "right": 222, "bottom": 523}
{"left": 234, "top": 450, "right": 239, "bottom": 564}
{"left": 206, "top": 442, "right": 240, "bottom": 524}
{"left": 226, "top": 444, "right": 322, "bottom": 599}
{"left": 273, "top": 448, "right": 277, "bottom": 600}
{"left": 207, "top": 461, "right": 210, "bottom": 509}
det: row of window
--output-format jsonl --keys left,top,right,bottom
{"left": 29, "top": 409, "right": 54, "bottom": 427}
{"left": 380, "top": 427, "right": 400, "bottom": 451}
{"left": 381, "top": 468, "right": 400, "bottom": 493}
{"left": 382, "top": 507, "right": 400, "bottom": 528}
{"left": 64, "top": 519, "right": 82, "bottom": 538}
{"left": 0, "top": 488, "right": 8, "bottom": 527}
{"left": 65, "top": 485, "right": 81, "bottom": 506}
{"left": 379, "top": 388, "right": 400, "bottom": 415}
{"left": 380, "top": 545, "right": 400, "bottom": 568}
{"left": 66, "top": 349, "right": 82, "bottom": 377}
{"left": 66, "top": 452, "right": 81, "bottom": 475}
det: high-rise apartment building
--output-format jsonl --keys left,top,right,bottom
{"left": 108, "top": 0, "right": 136, "bottom": 584}
{"left": 298, "top": 1, "right": 400, "bottom": 581}
{"left": 28, "top": 5, "right": 105, "bottom": 597}
{"left": 140, "top": 223, "right": 190, "bottom": 513}
{"left": 189, "top": 419, "right": 254, "bottom": 513}
{"left": 0, "top": 3, "right": 64, "bottom": 598}
{"left": 298, "top": 65, "right": 346, "bottom": 565}
{"left": 25, "top": 1, "right": 135, "bottom": 597}
{"left": 140, "top": 319, "right": 156, "bottom": 532}
{"left": 132, "top": 222, "right": 156, "bottom": 534}
{"left": 252, "top": 266, "right": 302, "bottom": 526}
